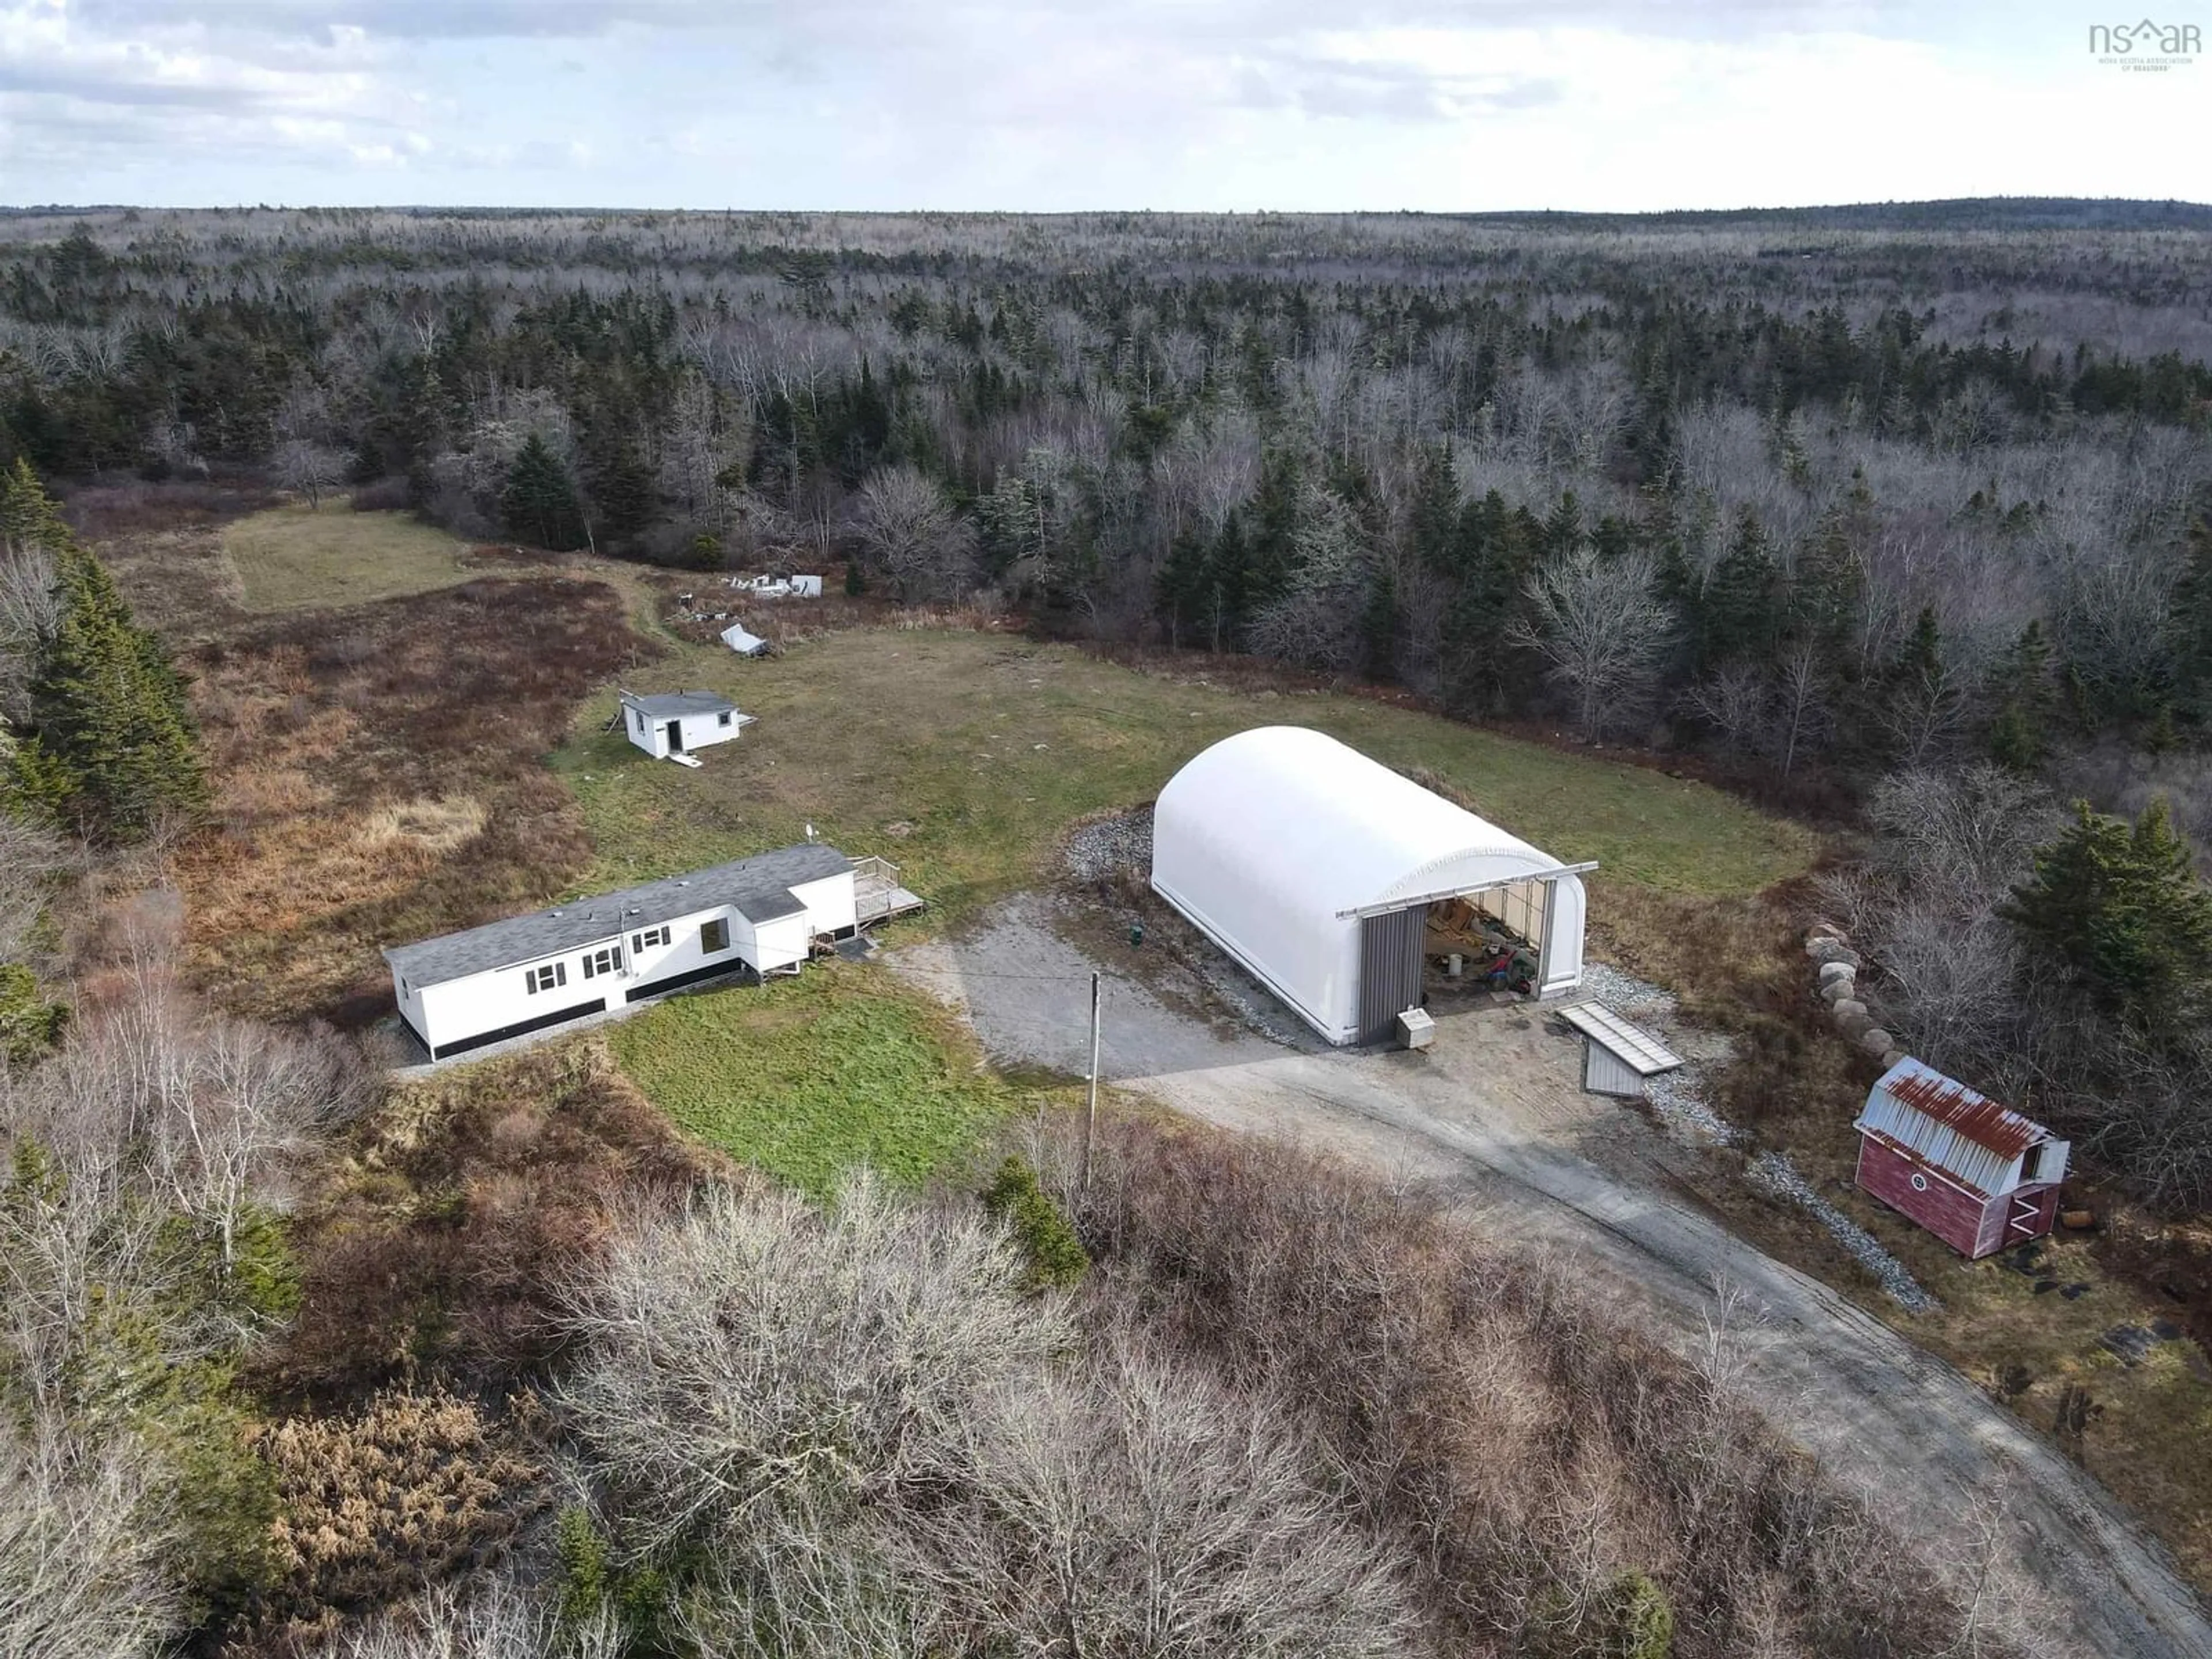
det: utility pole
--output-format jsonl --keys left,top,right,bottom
{"left": 1081, "top": 971, "right": 1101, "bottom": 1190}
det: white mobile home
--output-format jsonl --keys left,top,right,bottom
{"left": 384, "top": 843, "right": 857, "bottom": 1061}
{"left": 620, "top": 690, "right": 753, "bottom": 760}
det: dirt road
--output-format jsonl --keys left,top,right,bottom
{"left": 896, "top": 897, "right": 2212, "bottom": 1659}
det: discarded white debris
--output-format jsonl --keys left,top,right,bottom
{"left": 721, "top": 622, "right": 770, "bottom": 656}
{"left": 725, "top": 572, "right": 824, "bottom": 599}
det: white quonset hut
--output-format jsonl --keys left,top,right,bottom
{"left": 1151, "top": 727, "right": 1591, "bottom": 1046}
{"left": 620, "top": 690, "right": 753, "bottom": 760}
{"left": 384, "top": 843, "right": 855, "bottom": 1060}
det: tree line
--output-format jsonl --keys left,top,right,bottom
{"left": 3, "top": 211, "right": 2206, "bottom": 793}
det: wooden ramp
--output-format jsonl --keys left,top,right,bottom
{"left": 855, "top": 854, "right": 926, "bottom": 926}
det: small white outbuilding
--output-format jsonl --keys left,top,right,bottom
{"left": 620, "top": 690, "right": 753, "bottom": 760}
{"left": 1150, "top": 726, "right": 1591, "bottom": 1046}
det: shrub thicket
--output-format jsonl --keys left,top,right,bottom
{"left": 979, "top": 1153, "right": 1089, "bottom": 1290}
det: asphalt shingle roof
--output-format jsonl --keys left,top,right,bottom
{"left": 623, "top": 690, "right": 736, "bottom": 718}
{"left": 384, "top": 843, "right": 853, "bottom": 986}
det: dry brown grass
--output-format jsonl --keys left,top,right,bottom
{"left": 173, "top": 574, "right": 643, "bottom": 1025}
{"left": 257, "top": 1037, "right": 728, "bottom": 1403}
{"left": 235, "top": 1388, "right": 550, "bottom": 1653}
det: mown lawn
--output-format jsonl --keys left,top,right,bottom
{"left": 224, "top": 505, "right": 471, "bottom": 612}
{"left": 605, "top": 964, "right": 1017, "bottom": 1195}
{"left": 550, "top": 628, "right": 1819, "bottom": 921}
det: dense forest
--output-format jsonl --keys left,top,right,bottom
{"left": 6, "top": 202, "right": 2212, "bottom": 1205}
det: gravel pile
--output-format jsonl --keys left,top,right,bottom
{"left": 1748, "top": 1151, "right": 1939, "bottom": 1312}
{"left": 1063, "top": 807, "right": 1153, "bottom": 884}
{"left": 1643, "top": 1066, "right": 1740, "bottom": 1146}
{"left": 1578, "top": 960, "right": 1680, "bottom": 1024}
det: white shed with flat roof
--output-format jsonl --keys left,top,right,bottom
{"left": 620, "top": 689, "right": 753, "bottom": 760}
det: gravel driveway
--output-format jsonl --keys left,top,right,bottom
{"left": 893, "top": 894, "right": 2212, "bottom": 1659}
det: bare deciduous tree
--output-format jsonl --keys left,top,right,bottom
{"left": 146, "top": 1016, "right": 371, "bottom": 1271}
{"left": 853, "top": 465, "right": 976, "bottom": 602}
{"left": 304, "top": 1574, "right": 621, "bottom": 1659}
{"left": 1243, "top": 483, "right": 1370, "bottom": 673}
{"left": 900, "top": 1340, "right": 1416, "bottom": 1659}
{"left": 0, "top": 1416, "right": 179, "bottom": 1659}
{"left": 1508, "top": 546, "right": 1675, "bottom": 741}
{"left": 1866, "top": 766, "right": 2057, "bottom": 914}
{"left": 0, "top": 540, "right": 62, "bottom": 726}
{"left": 272, "top": 439, "right": 348, "bottom": 510}
{"left": 0, "top": 818, "right": 71, "bottom": 967}
{"left": 557, "top": 1172, "right": 1067, "bottom": 1556}
{"left": 658, "top": 377, "right": 750, "bottom": 531}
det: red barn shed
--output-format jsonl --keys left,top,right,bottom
{"left": 1853, "top": 1058, "right": 2069, "bottom": 1260}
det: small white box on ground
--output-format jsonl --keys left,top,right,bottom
{"left": 1396, "top": 1007, "right": 1435, "bottom": 1050}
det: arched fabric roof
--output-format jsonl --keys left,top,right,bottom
{"left": 1150, "top": 726, "right": 1587, "bottom": 1043}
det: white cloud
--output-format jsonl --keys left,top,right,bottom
{"left": 0, "top": 0, "right": 2200, "bottom": 208}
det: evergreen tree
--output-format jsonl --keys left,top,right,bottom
{"left": 0, "top": 454, "right": 70, "bottom": 549}
{"left": 1154, "top": 528, "right": 1211, "bottom": 649}
{"left": 1695, "top": 506, "right": 1781, "bottom": 669}
{"left": 1361, "top": 563, "right": 1399, "bottom": 679}
{"left": 1893, "top": 605, "right": 1944, "bottom": 685}
{"left": 1406, "top": 444, "right": 1460, "bottom": 573}
{"left": 1241, "top": 449, "right": 1302, "bottom": 613}
{"left": 580, "top": 440, "right": 653, "bottom": 548}
{"left": 1541, "top": 491, "right": 1584, "bottom": 558}
{"left": 1988, "top": 620, "right": 2055, "bottom": 771}
{"left": 4, "top": 460, "right": 206, "bottom": 840}
{"left": 2168, "top": 516, "right": 2212, "bottom": 718}
{"left": 1790, "top": 506, "right": 1865, "bottom": 656}
{"left": 501, "top": 434, "right": 588, "bottom": 551}
{"left": 2008, "top": 797, "right": 2212, "bottom": 1031}
{"left": 1440, "top": 490, "right": 1536, "bottom": 714}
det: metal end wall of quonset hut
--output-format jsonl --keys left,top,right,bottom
{"left": 1852, "top": 1058, "right": 2069, "bottom": 1259}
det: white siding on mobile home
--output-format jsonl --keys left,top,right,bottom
{"left": 385, "top": 844, "right": 857, "bottom": 1060}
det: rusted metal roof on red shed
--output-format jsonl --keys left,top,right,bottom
{"left": 1854, "top": 1057, "right": 2063, "bottom": 1197}
{"left": 1887, "top": 1067, "right": 2039, "bottom": 1157}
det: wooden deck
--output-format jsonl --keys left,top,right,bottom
{"left": 855, "top": 854, "right": 926, "bottom": 926}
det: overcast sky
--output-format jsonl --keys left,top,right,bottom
{"left": 1, "top": 0, "right": 2204, "bottom": 211}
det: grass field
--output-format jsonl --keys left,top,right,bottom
{"left": 223, "top": 505, "right": 471, "bottom": 612}
{"left": 606, "top": 965, "right": 1018, "bottom": 1195}
{"left": 551, "top": 628, "right": 1819, "bottom": 919}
